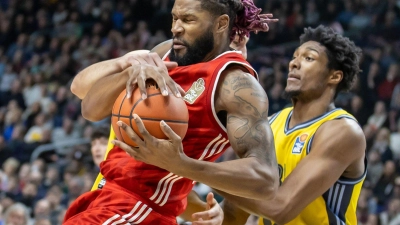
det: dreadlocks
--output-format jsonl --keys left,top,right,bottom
{"left": 199, "top": 0, "right": 272, "bottom": 41}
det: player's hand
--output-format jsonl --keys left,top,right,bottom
{"left": 192, "top": 192, "right": 224, "bottom": 225}
{"left": 111, "top": 115, "right": 185, "bottom": 170}
{"left": 230, "top": 34, "right": 249, "bottom": 59}
{"left": 122, "top": 52, "right": 185, "bottom": 99}
{"left": 256, "top": 13, "right": 278, "bottom": 33}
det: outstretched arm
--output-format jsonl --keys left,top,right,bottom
{"left": 113, "top": 68, "right": 279, "bottom": 200}
{"left": 215, "top": 119, "right": 366, "bottom": 224}
{"left": 71, "top": 40, "right": 173, "bottom": 100}
{"left": 71, "top": 50, "right": 149, "bottom": 99}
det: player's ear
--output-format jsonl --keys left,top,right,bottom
{"left": 329, "top": 70, "right": 343, "bottom": 85}
{"left": 215, "top": 14, "right": 229, "bottom": 34}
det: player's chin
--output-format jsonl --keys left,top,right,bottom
{"left": 173, "top": 48, "right": 187, "bottom": 55}
{"left": 283, "top": 87, "right": 301, "bottom": 99}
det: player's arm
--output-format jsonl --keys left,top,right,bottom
{"left": 81, "top": 67, "right": 130, "bottom": 121}
{"left": 80, "top": 41, "right": 184, "bottom": 121}
{"left": 71, "top": 49, "right": 148, "bottom": 99}
{"left": 71, "top": 40, "right": 173, "bottom": 100}
{"left": 171, "top": 68, "right": 278, "bottom": 200}
{"left": 113, "top": 68, "right": 279, "bottom": 200}
{"left": 215, "top": 119, "right": 366, "bottom": 224}
{"left": 180, "top": 191, "right": 224, "bottom": 225}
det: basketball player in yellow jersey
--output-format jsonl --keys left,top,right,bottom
{"left": 216, "top": 25, "right": 366, "bottom": 225}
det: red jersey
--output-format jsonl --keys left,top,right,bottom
{"left": 65, "top": 51, "right": 257, "bottom": 224}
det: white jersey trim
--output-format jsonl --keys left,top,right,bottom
{"left": 162, "top": 50, "right": 171, "bottom": 60}
{"left": 102, "top": 201, "right": 152, "bottom": 225}
{"left": 210, "top": 61, "right": 258, "bottom": 132}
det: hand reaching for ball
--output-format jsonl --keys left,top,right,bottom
{"left": 111, "top": 115, "right": 186, "bottom": 171}
{"left": 123, "top": 52, "right": 185, "bottom": 99}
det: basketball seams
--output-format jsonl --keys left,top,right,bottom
{"left": 118, "top": 93, "right": 128, "bottom": 144}
{"left": 127, "top": 93, "right": 163, "bottom": 133}
{"left": 113, "top": 87, "right": 188, "bottom": 146}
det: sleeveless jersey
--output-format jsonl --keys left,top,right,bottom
{"left": 259, "top": 107, "right": 366, "bottom": 225}
{"left": 92, "top": 51, "right": 257, "bottom": 217}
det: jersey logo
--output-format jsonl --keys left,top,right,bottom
{"left": 183, "top": 78, "right": 205, "bottom": 104}
{"left": 97, "top": 177, "right": 106, "bottom": 189}
{"left": 292, "top": 134, "right": 308, "bottom": 154}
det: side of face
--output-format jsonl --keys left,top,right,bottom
{"left": 286, "top": 41, "right": 342, "bottom": 100}
{"left": 91, "top": 137, "right": 108, "bottom": 167}
{"left": 169, "top": 0, "right": 222, "bottom": 66}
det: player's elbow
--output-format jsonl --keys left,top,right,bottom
{"left": 70, "top": 78, "right": 84, "bottom": 99}
{"left": 81, "top": 99, "right": 109, "bottom": 122}
{"left": 266, "top": 201, "right": 296, "bottom": 224}
{"left": 252, "top": 161, "right": 279, "bottom": 200}
{"left": 269, "top": 211, "right": 296, "bottom": 225}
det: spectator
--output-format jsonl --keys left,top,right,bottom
{"left": 367, "top": 150, "right": 384, "bottom": 187}
{"left": 24, "top": 113, "right": 50, "bottom": 143}
{"left": 90, "top": 125, "right": 109, "bottom": 168}
{"left": 377, "top": 63, "right": 399, "bottom": 106}
{"left": 33, "top": 219, "right": 51, "bottom": 225}
{"left": 32, "top": 199, "right": 51, "bottom": 223}
{"left": 0, "top": 157, "right": 20, "bottom": 192}
{"left": 268, "top": 82, "right": 287, "bottom": 115}
{"left": 390, "top": 119, "right": 400, "bottom": 158}
{"left": 373, "top": 160, "right": 397, "bottom": 208}
{"left": 3, "top": 203, "right": 30, "bottom": 225}
{"left": 389, "top": 83, "right": 400, "bottom": 131}
{"left": 349, "top": 95, "right": 369, "bottom": 126}
{"left": 51, "top": 117, "right": 80, "bottom": 144}
{"left": 369, "top": 128, "right": 394, "bottom": 163}
{"left": 379, "top": 198, "right": 400, "bottom": 225}
{"left": 364, "top": 101, "right": 388, "bottom": 140}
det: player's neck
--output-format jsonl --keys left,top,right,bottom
{"left": 290, "top": 93, "right": 335, "bottom": 127}
{"left": 202, "top": 44, "right": 231, "bottom": 62}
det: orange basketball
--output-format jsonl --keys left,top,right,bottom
{"left": 111, "top": 80, "right": 189, "bottom": 147}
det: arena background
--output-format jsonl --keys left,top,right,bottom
{"left": 0, "top": 0, "right": 399, "bottom": 224}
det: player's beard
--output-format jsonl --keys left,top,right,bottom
{"left": 169, "top": 29, "right": 214, "bottom": 66}
{"left": 283, "top": 90, "right": 301, "bottom": 100}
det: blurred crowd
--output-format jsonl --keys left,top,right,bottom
{"left": 0, "top": 0, "right": 399, "bottom": 224}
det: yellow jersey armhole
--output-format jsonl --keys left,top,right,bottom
{"left": 91, "top": 125, "right": 116, "bottom": 191}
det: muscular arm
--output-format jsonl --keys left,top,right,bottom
{"left": 71, "top": 40, "right": 172, "bottom": 100}
{"left": 168, "top": 69, "right": 279, "bottom": 200}
{"left": 71, "top": 50, "right": 149, "bottom": 100}
{"left": 217, "top": 119, "right": 366, "bottom": 224}
{"left": 80, "top": 40, "right": 173, "bottom": 121}
{"left": 81, "top": 68, "right": 130, "bottom": 121}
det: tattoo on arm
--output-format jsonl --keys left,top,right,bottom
{"left": 223, "top": 72, "right": 275, "bottom": 165}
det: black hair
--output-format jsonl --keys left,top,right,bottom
{"left": 299, "top": 25, "right": 362, "bottom": 95}
{"left": 90, "top": 125, "right": 110, "bottom": 141}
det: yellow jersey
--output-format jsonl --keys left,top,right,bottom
{"left": 91, "top": 125, "right": 116, "bottom": 191}
{"left": 259, "top": 107, "right": 366, "bottom": 225}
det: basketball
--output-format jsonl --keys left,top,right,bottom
{"left": 111, "top": 80, "right": 189, "bottom": 147}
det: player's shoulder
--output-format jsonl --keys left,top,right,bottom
{"left": 220, "top": 67, "right": 259, "bottom": 89}
{"left": 215, "top": 67, "right": 267, "bottom": 111}
{"left": 320, "top": 117, "right": 364, "bottom": 138}
{"left": 316, "top": 117, "right": 366, "bottom": 154}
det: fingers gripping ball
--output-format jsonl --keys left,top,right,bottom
{"left": 112, "top": 80, "right": 189, "bottom": 147}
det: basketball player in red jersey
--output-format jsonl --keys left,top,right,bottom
{"left": 65, "top": 0, "right": 279, "bottom": 224}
